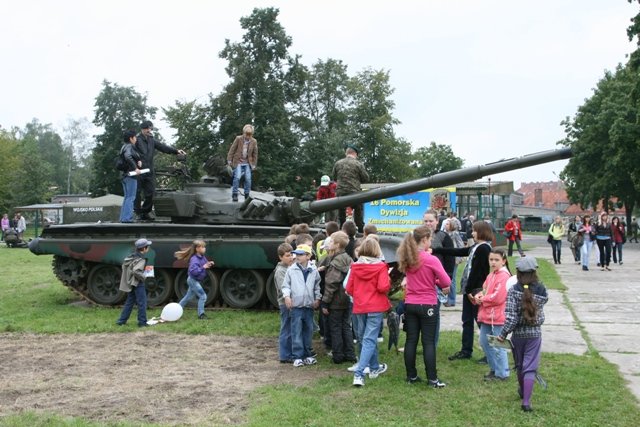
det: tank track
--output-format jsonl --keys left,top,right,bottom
{"left": 52, "top": 255, "right": 101, "bottom": 306}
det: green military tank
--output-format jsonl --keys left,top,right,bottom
{"left": 28, "top": 148, "right": 572, "bottom": 309}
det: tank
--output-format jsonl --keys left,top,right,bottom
{"left": 28, "top": 148, "right": 572, "bottom": 309}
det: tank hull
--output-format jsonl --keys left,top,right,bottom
{"left": 29, "top": 223, "right": 403, "bottom": 309}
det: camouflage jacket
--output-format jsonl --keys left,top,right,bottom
{"left": 332, "top": 156, "right": 369, "bottom": 195}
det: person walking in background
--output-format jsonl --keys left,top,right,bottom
{"left": 332, "top": 145, "right": 369, "bottom": 233}
{"left": 504, "top": 214, "right": 525, "bottom": 257}
{"left": 15, "top": 212, "right": 26, "bottom": 240}
{"left": 476, "top": 248, "right": 511, "bottom": 381}
{"left": 174, "top": 240, "right": 213, "bottom": 320}
{"left": 116, "top": 239, "right": 152, "bottom": 327}
{"left": 578, "top": 215, "right": 595, "bottom": 271}
{"left": 445, "top": 219, "right": 465, "bottom": 307}
{"left": 396, "top": 226, "right": 451, "bottom": 387}
{"left": 611, "top": 216, "right": 625, "bottom": 265}
{"left": 498, "top": 257, "right": 549, "bottom": 413}
{"left": 1, "top": 213, "right": 9, "bottom": 241}
{"left": 227, "top": 124, "right": 258, "bottom": 202}
{"left": 548, "top": 216, "right": 565, "bottom": 264}
{"left": 595, "top": 212, "right": 613, "bottom": 271}
{"left": 630, "top": 217, "right": 638, "bottom": 243}
{"left": 119, "top": 130, "right": 142, "bottom": 223}
{"left": 567, "top": 215, "right": 582, "bottom": 263}
{"left": 134, "top": 121, "right": 186, "bottom": 221}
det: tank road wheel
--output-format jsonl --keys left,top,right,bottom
{"left": 220, "top": 269, "right": 265, "bottom": 309}
{"left": 145, "top": 269, "right": 174, "bottom": 307}
{"left": 87, "top": 264, "right": 126, "bottom": 305}
{"left": 265, "top": 271, "right": 279, "bottom": 309}
{"left": 174, "top": 269, "right": 220, "bottom": 307}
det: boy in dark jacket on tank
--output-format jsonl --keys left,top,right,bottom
{"left": 320, "top": 231, "right": 356, "bottom": 364}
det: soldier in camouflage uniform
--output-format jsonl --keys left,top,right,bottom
{"left": 332, "top": 146, "right": 369, "bottom": 232}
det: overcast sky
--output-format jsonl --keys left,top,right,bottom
{"left": 1, "top": 0, "right": 635, "bottom": 188}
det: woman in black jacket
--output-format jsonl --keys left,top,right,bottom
{"left": 433, "top": 220, "right": 493, "bottom": 360}
{"left": 595, "top": 212, "right": 613, "bottom": 271}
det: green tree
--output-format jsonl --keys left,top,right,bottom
{"left": 0, "top": 128, "right": 19, "bottom": 212}
{"left": 559, "top": 65, "right": 640, "bottom": 223}
{"left": 411, "top": 142, "right": 465, "bottom": 177}
{"left": 347, "top": 68, "right": 415, "bottom": 182}
{"left": 19, "top": 119, "right": 67, "bottom": 193}
{"left": 212, "top": 7, "right": 306, "bottom": 194}
{"left": 163, "top": 99, "right": 216, "bottom": 180}
{"left": 62, "top": 117, "right": 93, "bottom": 194}
{"left": 293, "top": 59, "right": 351, "bottom": 183}
{"left": 91, "top": 80, "right": 157, "bottom": 196}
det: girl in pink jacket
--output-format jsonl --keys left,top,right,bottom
{"left": 475, "top": 248, "right": 511, "bottom": 380}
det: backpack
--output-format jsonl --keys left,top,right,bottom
{"left": 115, "top": 145, "right": 128, "bottom": 171}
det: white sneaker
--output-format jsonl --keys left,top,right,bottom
{"left": 368, "top": 363, "right": 388, "bottom": 379}
{"left": 353, "top": 376, "right": 365, "bottom": 387}
{"left": 377, "top": 337, "right": 384, "bottom": 343}
{"left": 347, "top": 364, "right": 370, "bottom": 374}
{"left": 304, "top": 357, "right": 317, "bottom": 365}
{"left": 293, "top": 359, "right": 305, "bottom": 367}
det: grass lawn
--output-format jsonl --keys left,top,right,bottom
{"left": 0, "top": 247, "right": 638, "bottom": 426}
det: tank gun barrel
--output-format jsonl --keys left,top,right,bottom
{"left": 308, "top": 147, "right": 572, "bottom": 213}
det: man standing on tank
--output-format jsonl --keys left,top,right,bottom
{"left": 134, "top": 121, "right": 186, "bottom": 221}
{"left": 227, "top": 124, "right": 258, "bottom": 202}
{"left": 332, "top": 145, "right": 369, "bottom": 233}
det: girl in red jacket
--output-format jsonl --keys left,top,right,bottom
{"left": 475, "top": 248, "right": 511, "bottom": 380}
{"left": 345, "top": 238, "right": 391, "bottom": 387}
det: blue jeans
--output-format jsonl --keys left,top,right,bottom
{"left": 550, "top": 240, "right": 562, "bottom": 263}
{"left": 581, "top": 240, "right": 594, "bottom": 268}
{"left": 278, "top": 304, "right": 293, "bottom": 361}
{"left": 179, "top": 276, "right": 207, "bottom": 316}
{"left": 352, "top": 312, "right": 383, "bottom": 378}
{"left": 479, "top": 323, "right": 509, "bottom": 378}
{"left": 448, "top": 264, "right": 458, "bottom": 306}
{"left": 290, "top": 307, "right": 314, "bottom": 360}
{"left": 612, "top": 242, "right": 623, "bottom": 263}
{"left": 231, "top": 164, "right": 252, "bottom": 197}
{"left": 119, "top": 176, "right": 137, "bottom": 222}
{"left": 117, "top": 284, "right": 147, "bottom": 326}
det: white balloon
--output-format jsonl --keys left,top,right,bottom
{"left": 161, "top": 303, "right": 183, "bottom": 322}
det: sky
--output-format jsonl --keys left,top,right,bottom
{"left": 1, "top": 0, "right": 636, "bottom": 189}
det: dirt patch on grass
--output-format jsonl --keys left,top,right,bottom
{"left": 0, "top": 332, "right": 329, "bottom": 425}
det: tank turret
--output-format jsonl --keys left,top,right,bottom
{"left": 28, "top": 147, "right": 572, "bottom": 310}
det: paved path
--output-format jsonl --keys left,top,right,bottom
{"left": 439, "top": 234, "right": 640, "bottom": 402}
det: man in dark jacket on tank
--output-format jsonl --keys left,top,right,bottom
{"left": 134, "top": 121, "right": 186, "bottom": 221}
{"left": 332, "top": 145, "right": 369, "bottom": 233}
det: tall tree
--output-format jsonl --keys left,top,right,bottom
{"left": 212, "top": 7, "right": 306, "bottom": 194}
{"left": 348, "top": 68, "right": 415, "bottom": 182}
{"left": 411, "top": 142, "right": 464, "bottom": 177}
{"left": 91, "top": 80, "right": 157, "bottom": 196}
{"left": 0, "top": 128, "right": 19, "bottom": 212}
{"left": 63, "top": 117, "right": 92, "bottom": 194}
{"left": 164, "top": 99, "right": 216, "bottom": 180}
{"left": 559, "top": 65, "right": 640, "bottom": 223}
{"left": 293, "top": 59, "right": 351, "bottom": 182}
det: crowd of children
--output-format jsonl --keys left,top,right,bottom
{"left": 116, "top": 213, "right": 549, "bottom": 413}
